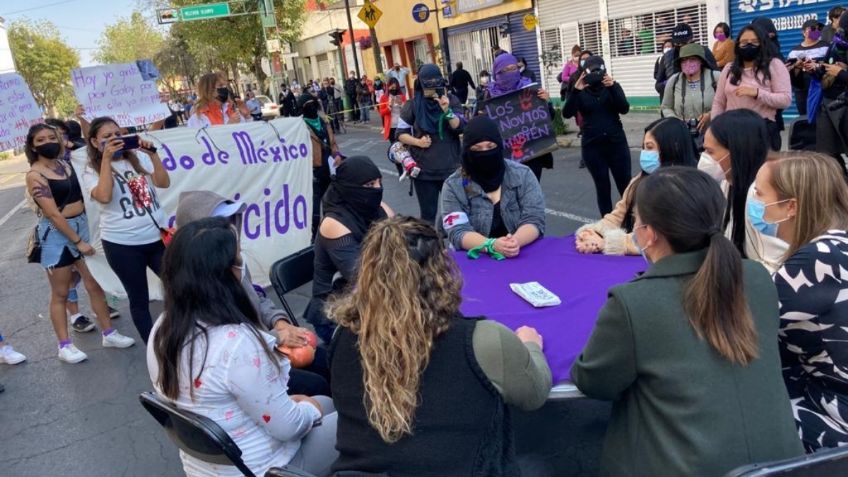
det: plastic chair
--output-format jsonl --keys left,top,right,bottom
{"left": 269, "top": 247, "right": 315, "bottom": 327}
{"left": 723, "top": 445, "right": 848, "bottom": 477}
{"left": 139, "top": 392, "right": 316, "bottom": 477}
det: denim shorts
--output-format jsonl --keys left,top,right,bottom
{"left": 36, "top": 213, "right": 90, "bottom": 270}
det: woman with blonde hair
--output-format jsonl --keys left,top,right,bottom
{"left": 187, "top": 72, "right": 251, "bottom": 128}
{"left": 751, "top": 152, "right": 848, "bottom": 451}
{"left": 328, "top": 216, "right": 551, "bottom": 475}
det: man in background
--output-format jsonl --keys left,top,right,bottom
{"left": 449, "top": 61, "right": 476, "bottom": 105}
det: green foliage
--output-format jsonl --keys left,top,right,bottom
{"left": 94, "top": 12, "right": 165, "bottom": 64}
{"left": 7, "top": 19, "right": 79, "bottom": 115}
{"left": 552, "top": 107, "right": 568, "bottom": 136}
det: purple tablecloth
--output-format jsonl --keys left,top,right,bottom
{"left": 454, "top": 235, "right": 645, "bottom": 384}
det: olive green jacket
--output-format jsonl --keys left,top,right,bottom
{"left": 572, "top": 250, "right": 803, "bottom": 477}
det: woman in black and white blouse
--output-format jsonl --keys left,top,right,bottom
{"left": 750, "top": 151, "right": 848, "bottom": 451}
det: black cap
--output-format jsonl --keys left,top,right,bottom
{"left": 671, "top": 23, "right": 694, "bottom": 45}
{"left": 802, "top": 19, "right": 824, "bottom": 30}
{"left": 583, "top": 55, "right": 606, "bottom": 72}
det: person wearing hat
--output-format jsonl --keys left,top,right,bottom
{"left": 563, "top": 55, "right": 632, "bottom": 216}
{"left": 397, "top": 64, "right": 465, "bottom": 224}
{"left": 655, "top": 23, "right": 718, "bottom": 100}
{"left": 661, "top": 43, "right": 720, "bottom": 150}
{"left": 788, "top": 19, "right": 830, "bottom": 116}
{"left": 174, "top": 190, "right": 331, "bottom": 396}
{"left": 439, "top": 116, "right": 545, "bottom": 256}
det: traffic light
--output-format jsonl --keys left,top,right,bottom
{"left": 329, "top": 31, "right": 344, "bottom": 47}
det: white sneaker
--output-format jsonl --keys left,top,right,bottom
{"left": 58, "top": 344, "right": 88, "bottom": 363}
{"left": 102, "top": 331, "right": 135, "bottom": 349}
{"left": 0, "top": 345, "right": 26, "bottom": 364}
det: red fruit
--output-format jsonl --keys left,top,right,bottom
{"left": 276, "top": 344, "right": 316, "bottom": 368}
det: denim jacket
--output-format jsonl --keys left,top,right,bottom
{"left": 439, "top": 160, "right": 546, "bottom": 250}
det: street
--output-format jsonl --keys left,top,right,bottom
{"left": 0, "top": 117, "right": 648, "bottom": 477}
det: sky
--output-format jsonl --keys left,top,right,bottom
{"left": 1, "top": 0, "right": 147, "bottom": 67}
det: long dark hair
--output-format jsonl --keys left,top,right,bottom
{"left": 86, "top": 117, "right": 146, "bottom": 175}
{"left": 635, "top": 167, "right": 758, "bottom": 365}
{"left": 729, "top": 24, "right": 774, "bottom": 86}
{"left": 25, "top": 123, "right": 64, "bottom": 165}
{"left": 714, "top": 22, "right": 731, "bottom": 38}
{"left": 623, "top": 117, "right": 696, "bottom": 231}
{"left": 707, "top": 110, "right": 769, "bottom": 256}
{"left": 154, "top": 217, "right": 276, "bottom": 400}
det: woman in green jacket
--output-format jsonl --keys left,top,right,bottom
{"left": 572, "top": 167, "right": 802, "bottom": 476}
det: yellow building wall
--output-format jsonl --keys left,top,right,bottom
{"left": 372, "top": 0, "right": 439, "bottom": 46}
{"left": 439, "top": 0, "right": 533, "bottom": 27}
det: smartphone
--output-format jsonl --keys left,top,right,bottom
{"left": 119, "top": 135, "right": 140, "bottom": 150}
{"left": 435, "top": 87, "right": 445, "bottom": 97}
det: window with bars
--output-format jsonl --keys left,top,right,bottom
{"left": 579, "top": 22, "right": 602, "bottom": 56}
{"left": 540, "top": 28, "right": 563, "bottom": 77}
{"left": 609, "top": 4, "right": 708, "bottom": 58}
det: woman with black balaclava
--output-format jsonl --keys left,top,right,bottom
{"left": 187, "top": 72, "right": 251, "bottom": 128}
{"left": 397, "top": 64, "right": 465, "bottom": 224}
{"left": 303, "top": 156, "right": 393, "bottom": 343}
{"left": 439, "top": 116, "right": 545, "bottom": 257}
{"left": 562, "top": 55, "right": 632, "bottom": 216}
{"left": 298, "top": 92, "right": 340, "bottom": 240}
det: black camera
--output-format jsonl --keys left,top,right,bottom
{"left": 687, "top": 118, "right": 700, "bottom": 136}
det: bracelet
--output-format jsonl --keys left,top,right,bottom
{"left": 73, "top": 237, "right": 83, "bottom": 245}
{"left": 445, "top": 110, "right": 456, "bottom": 120}
{"left": 467, "top": 238, "right": 506, "bottom": 261}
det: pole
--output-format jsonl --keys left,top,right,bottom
{"left": 344, "top": 0, "right": 361, "bottom": 78}
{"left": 433, "top": 0, "right": 445, "bottom": 72}
{"left": 366, "top": 0, "right": 383, "bottom": 74}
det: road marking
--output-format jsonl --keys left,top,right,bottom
{"left": 0, "top": 199, "right": 26, "bottom": 229}
{"left": 378, "top": 167, "right": 595, "bottom": 224}
{"left": 0, "top": 172, "right": 23, "bottom": 185}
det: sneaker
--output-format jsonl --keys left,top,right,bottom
{"left": 70, "top": 314, "right": 95, "bottom": 333}
{"left": 108, "top": 307, "right": 120, "bottom": 319}
{"left": 102, "top": 331, "right": 135, "bottom": 349}
{"left": 58, "top": 344, "right": 88, "bottom": 363}
{"left": 0, "top": 345, "right": 26, "bottom": 364}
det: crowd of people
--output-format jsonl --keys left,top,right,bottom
{"left": 5, "top": 10, "right": 848, "bottom": 476}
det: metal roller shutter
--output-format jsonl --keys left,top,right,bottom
{"left": 508, "top": 10, "right": 541, "bottom": 84}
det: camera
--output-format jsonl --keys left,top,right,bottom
{"left": 687, "top": 118, "right": 700, "bottom": 136}
{"left": 389, "top": 142, "right": 420, "bottom": 179}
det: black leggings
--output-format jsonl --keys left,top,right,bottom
{"left": 102, "top": 239, "right": 165, "bottom": 344}
{"left": 582, "top": 139, "right": 632, "bottom": 216}
{"left": 413, "top": 178, "right": 444, "bottom": 224}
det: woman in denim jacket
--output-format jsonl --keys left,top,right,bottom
{"left": 438, "top": 116, "right": 545, "bottom": 257}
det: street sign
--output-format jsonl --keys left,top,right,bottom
{"left": 522, "top": 14, "right": 538, "bottom": 31}
{"left": 358, "top": 2, "right": 383, "bottom": 29}
{"left": 266, "top": 39, "right": 281, "bottom": 53}
{"left": 412, "top": 3, "right": 430, "bottom": 23}
{"left": 180, "top": 2, "right": 231, "bottom": 22}
{"left": 281, "top": 52, "right": 300, "bottom": 59}
{"left": 156, "top": 8, "right": 179, "bottom": 24}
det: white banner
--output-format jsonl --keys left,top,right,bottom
{"left": 0, "top": 73, "right": 42, "bottom": 151}
{"left": 71, "top": 63, "right": 171, "bottom": 127}
{"left": 70, "top": 118, "right": 313, "bottom": 301}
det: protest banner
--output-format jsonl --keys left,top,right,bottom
{"left": 70, "top": 118, "right": 313, "bottom": 300}
{"left": 71, "top": 62, "right": 171, "bottom": 127}
{"left": 478, "top": 86, "right": 558, "bottom": 162}
{"left": 0, "top": 73, "right": 42, "bottom": 151}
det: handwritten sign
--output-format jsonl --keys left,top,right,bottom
{"left": 0, "top": 73, "right": 42, "bottom": 151}
{"left": 70, "top": 118, "right": 313, "bottom": 300}
{"left": 71, "top": 63, "right": 171, "bottom": 127}
{"left": 479, "top": 86, "right": 558, "bottom": 163}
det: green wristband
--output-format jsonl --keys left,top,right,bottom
{"left": 467, "top": 238, "right": 506, "bottom": 261}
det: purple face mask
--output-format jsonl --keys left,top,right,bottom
{"left": 809, "top": 29, "right": 822, "bottom": 41}
{"left": 681, "top": 59, "right": 701, "bottom": 75}
{"left": 715, "top": 33, "right": 727, "bottom": 41}
{"left": 495, "top": 69, "right": 522, "bottom": 91}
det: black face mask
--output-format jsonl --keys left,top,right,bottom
{"left": 585, "top": 71, "right": 605, "bottom": 87}
{"left": 302, "top": 101, "right": 319, "bottom": 119}
{"left": 34, "top": 142, "right": 62, "bottom": 160}
{"left": 389, "top": 87, "right": 399, "bottom": 94}
{"left": 739, "top": 44, "right": 760, "bottom": 61}
{"left": 463, "top": 148, "right": 505, "bottom": 193}
{"left": 216, "top": 87, "right": 230, "bottom": 102}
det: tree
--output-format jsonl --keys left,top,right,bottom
{"left": 155, "top": 31, "right": 197, "bottom": 94}
{"left": 94, "top": 11, "right": 165, "bottom": 64}
{"left": 7, "top": 19, "right": 80, "bottom": 116}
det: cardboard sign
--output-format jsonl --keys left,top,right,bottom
{"left": 479, "top": 86, "right": 558, "bottom": 163}
{"left": 71, "top": 62, "right": 171, "bottom": 127}
{"left": 0, "top": 73, "right": 42, "bottom": 151}
{"left": 70, "top": 117, "right": 313, "bottom": 300}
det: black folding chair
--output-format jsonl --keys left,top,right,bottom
{"left": 723, "top": 445, "right": 848, "bottom": 477}
{"left": 139, "top": 392, "right": 316, "bottom": 477}
{"left": 269, "top": 247, "right": 315, "bottom": 327}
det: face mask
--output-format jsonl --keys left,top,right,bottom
{"left": 302, "top": 101, "right": 319, "bottom": 119}
{"left": 639, "top": 149, "right": 660, "bottom": 173}
{"left": 698, "top": 152, "right": 729, "bottom": 182}
{"left": 715, "top": 33, "right": 727, "bottom": 41}
{"left": 633, "top": 224, "right": 652, "bottom": 264}
{"left": 663, "top": 47, "right": 672, "bottom": 54}
{"left": 585, "top": 71, "right": 604, "bottom": 87}
{"left": 746, "top": 197, "right": 790, "bottom": 237}
{"left": 809, "top": 29, "right": 822, "bottom": 41}
{"left": 34, "top": 142, "right": 62, "bottom": 160}
{"left": 495, "top": 69, "right": 522, "bottom": 91}
{"left": 579, "top": 59, "right": 586, "bottom": 68}
{"left": 232, "top": 263, "right": 244, "bottom": 283}
{"left": 519, "top": 65, "right": 526, "bottom": 72}
{"left": 681, "top": 59, "right": 702, "bottom": 76}
{"left": 739, "top": 44, "right": 760, "bottom": 61}
{"left": 389, "top": 87, "right": 399, "bottom": 94}
{"left": 216, "top": 87, "right": 230, "bottom": 102}
{"left": 463, "top": 148, "right": 506, "bottom": 193}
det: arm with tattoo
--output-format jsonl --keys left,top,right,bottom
{"left": 26, "top": 172, "right": 84, "bottom": 244}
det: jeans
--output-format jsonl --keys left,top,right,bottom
{"left": 287, "top": 395, "right": 338, "bottom": 477}
{"left": 359, "top": 97, "right": 371, "bottom": 122}
{"left": 101, "top": 239, "right": 165, "bottom": 344}
{"left": 582, "top": 139, "right": 632, "bottom": 216}
{"left": 347, "top": 94, "right": 359, "bottom": 121}
{"left": 413, "top": 178, "right": 445, "bottom": 224}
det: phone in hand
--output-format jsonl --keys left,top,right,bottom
{"left": 435, "top": 87, "right": 446, "bottom": 97}
{"left": 119, "top": 135, "right": 140, "bottom": 150}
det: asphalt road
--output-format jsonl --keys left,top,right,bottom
{"left": 0, "top": 119, "right": 645, "bottom": 477}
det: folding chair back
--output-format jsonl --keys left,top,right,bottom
{"left": 269, "top": 247, "right": 315, "bottom": 326}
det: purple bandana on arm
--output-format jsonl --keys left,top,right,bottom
{"left": 487, "top": 53, "right": 533, "bottom": 98}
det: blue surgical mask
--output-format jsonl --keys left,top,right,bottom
{"left": 747, "top": 197, "right": 790, "bottom": 237}
{"left": 633, "top": 224, "right": 651, "bottom": 264}
{"left": 640, "top": 150, "right": 660, "bottom": 174}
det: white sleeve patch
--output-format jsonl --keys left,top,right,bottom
{"left": 442, "top": 211, "right": 469, "bottom": 230}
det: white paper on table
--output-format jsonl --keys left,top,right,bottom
{"left": 509, "top": 281, "right": 561, "bottom": 308}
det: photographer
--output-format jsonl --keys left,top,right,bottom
{"left": 811, "top": 12, "right": 848, "bottom": 170}
{"left": 661, "top": 44, "right": 719, "bottom": 152}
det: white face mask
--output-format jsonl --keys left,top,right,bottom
{"left": 698, "top": 151, "right": 730, "bottom": 182}
{"left": 663, "top": 47, "right": 672, "bottom": 54}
